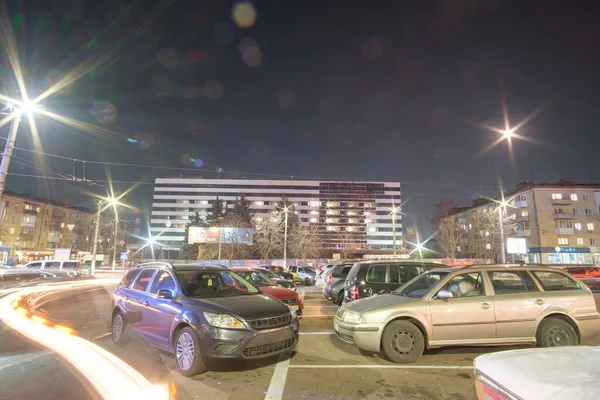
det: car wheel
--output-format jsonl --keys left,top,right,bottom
{"left": 304, "top": 277, "right": 311, "bottom": 286}
{"left": 381, "top": 320, "right": 425, "bottom": 363}
{"left": 175, "top": 327, "right": 207, "bottom": 376}
{"left": 111, "top": 311, "right": 129, "bottom": 346}
{"left": 536, "top": 318, "right": 579, "bottom": 347}
{"left": 335, "top": 291, "right": 344, "bottom": 306}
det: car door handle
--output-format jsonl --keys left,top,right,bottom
{"left": 535, "top": 299, "right": 544, "bottom": 306}
{"left": 481, "top": 303, "right": 491, "bottom": 310}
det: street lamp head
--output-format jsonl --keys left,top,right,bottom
{"left": 147, "top": 237, "right": 155, "bottom": 245}
{"left": 503, "top": 128, "right": 514, "bottom": 138}
{"left": 18, "top": 100, "right": 38, "bottom": 114}
{"left": 108, "top": 197, "right": 118, "bottom": 206}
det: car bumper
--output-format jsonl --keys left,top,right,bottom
{"left": 333, "top": 317, "right": 381, "bottom": 353}
{"left": 201, "top": 319, "right": 300, "bottom": 360}
{"left": 577, "top": 315, "right": 600, "bottom": 339}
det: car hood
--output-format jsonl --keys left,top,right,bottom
{"left": 274, "top": 278, "right": 293, "bottom": 285}
{"left": 259, "top": 285, "right": 298, "bottom": 300}
{"left": 474, "top": 346, "right": 600, "bottom": 400}
{"left": 344, "top": 294, "right": 420, "bottom": 314}
{"left": 185, "top": 294, "right": 290, "bottom": 320}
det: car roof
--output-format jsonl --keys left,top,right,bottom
{"left": 354, "top": 259, "right": 448, "bottom": 266}
{"left": 134, "top": 262, "right": 227, "bottom": 272}
{"left": 230, "top": 267, "right": 253, "bottom": 271}
{"left": 463, "top": 263, "right": 575, "bottom": 273}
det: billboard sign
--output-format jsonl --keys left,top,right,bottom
{"left": 507, "top": 238, "right": 527, "bottom": 254}
{"left": 54, "top": 248, "right": 72, "bottom": 260}
{"left": 188, "top": 227, "right": 253, "bottom": 245}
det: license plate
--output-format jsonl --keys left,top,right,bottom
{"left": 289, "top": 305, "right": 299, "bottom": 311}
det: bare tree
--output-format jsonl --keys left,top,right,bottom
{"left": 290, "top": 224, "right": 321, "bottom": 259}
{"left": 335, "top": 230, "right": 355, "bottom": 259}
{"left": 253, "top": 213, "right": 284, "bottom": 260}
{"left": 221, "top": 214, "right": 254, "bottom": 263}
{"left": 403, "top": 226, "right": 421, "bottom": 252}
{"left": 465, "top": 206, "right": 515, "bottom": 262}
{"left": 437, "top": 217, "right": 464, "bottom": 260}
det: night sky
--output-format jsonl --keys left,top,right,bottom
{"left": 2, "top": 0, "right": 600, "bottom": 235}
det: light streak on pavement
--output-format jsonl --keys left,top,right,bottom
{"left": 0, "top": 278, "right": 171, "bottom": 400}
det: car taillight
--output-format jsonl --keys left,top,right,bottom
{"left": 350, "top": 283, "right": 360, "bottom": 300}
{"left": 325, "top": 274, "right": 332, "bottom": 286}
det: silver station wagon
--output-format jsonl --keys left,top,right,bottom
{"left": 334, "top": 264, "right": 600, "bottom": 363}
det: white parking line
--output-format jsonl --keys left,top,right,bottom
{"left": 303, "top": 305, "right": 338, "bottom": 309}
{"left": 299, "top": 315, "right": 334, "bottom": 318}
{"left": 265, "top": 351, "right": 291, "bottom": 400}
{"left": 300, "top": 291, "right": 306, "bottom": 301}
{"left": 299, "top": 330, "right": 336, "bottom": 335}
{"left": 289, "top": 364, "right": 471, "bottom": 370}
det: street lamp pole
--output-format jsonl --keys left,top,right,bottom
{"left": 111, "top": 206, "right": 119, "bottom": 271}
{"left": 0, "top": 113, "right": 21, "bottom": 221}
{"left": 392, "top": 212, "right": 397, "bottom": 255}
{"left": 283, "top": 207, "right": 289, "bottom": 269}
{"left": 498, "top": 206, "right": 506, "bottom": 263}
{"left": 90, "top": 200, "right": 102, "bottom": 275}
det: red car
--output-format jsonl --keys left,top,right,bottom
{"left": 563, "top": 266, "right": 600, "bottom": 292}
{"left": 231, "top": 267, "right": 304, "bottom": 315}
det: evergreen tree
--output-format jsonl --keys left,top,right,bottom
{"left": 179, "top": 211, "right": 205, "bottom": 260}
{"left": 231, "top": 194, "right": 253, "bottom": 227}
{"left": 207, "top": 196, "right": 226, "bottom": 226}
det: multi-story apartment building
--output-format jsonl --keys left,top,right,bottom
{"left": 448, "top": 178, "right": 600, "bottom": 264}
{"left": 0, "top": 192, "right": 130, "bottom": 263}
{"left": 150, "top": 178, "right": 402, "bottom": 254}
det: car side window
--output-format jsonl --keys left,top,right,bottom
{"left": 389, "top": 265, "right": 421, "bottom": 284}
{"left": 290, "top": 266, "right": 296, "bottom": 272}
{"left": 442, "top": 272, "right": 485, "bottom": 298}
{"left": 26, "top": 262, "right": 43, "bottom": 269}
{"left": 149, "top": 271, "right": 177, "bottom": 294}
{"left": 366, "top": 265, "right": 387, "bottom": 283}
{"left": 45, "top": 261, "right": 61, "bottom": 269}
{"left": 119, "top": 269, "right": 142, "bottom": 288}
{"left": 487, "top": 271, "right": 539, "bottom": 294}
{"left": 62, "top": 262, "right": 78, "bottom": 270}
{"left": 532, "top": 271, "right": 582, "bottom": 292}
{"left": 132, "top": 269, "right": 156, "bottom": 292}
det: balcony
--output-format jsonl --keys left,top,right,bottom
{"left": 552, "top": 198, "right": 571, "bottom": 205}
{"left": 514, "top": 199, "right": 528, "bottom": 208}
{"left": 555, "top": 227, "right": 574, "bottom": 235}
{"left": 553, "top": 213, "right": 572, "bottom": 220}
{"left": 515, "top": 215, "right": 529, "bottom": 222}
{"left": 517, "top": 230, "right": 531, "bottom": 237}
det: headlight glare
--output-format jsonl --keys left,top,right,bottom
{"left": 287, "top": 305, "right": 297, "bottom": 320}
{"left": 204, "top": 312, "right": 246, "bottom": 329}
{"left": 344, "top": 311, "right": 365, "bottom": 324}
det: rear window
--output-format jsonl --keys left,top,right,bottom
{"left": 332, "top": 265, "right": 353, "bottom": 278}
{"left": 62, "top": 262, "right": 79, "bottom": 270}
{"left": 346, "top": 263, "right": 364, "bottom": 283}
{"left": 119, "top": 269, "right": 142, "bottom": 288}
{"left": 532, "top": 271, "right": 582, "bottom": 292}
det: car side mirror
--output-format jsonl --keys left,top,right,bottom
{"left": 436, "top": 290, "right": 453, "bottom": 300}
{"left": 157, "top": 289, "right": 174, "bottom": 300}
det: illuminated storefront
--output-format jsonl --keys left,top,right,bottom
{"left": 527, "top": 246, "right": 592, "bottom": 264}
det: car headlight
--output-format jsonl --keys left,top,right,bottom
{"left": 204, "top": 312, "right": 246, "bottom": 329}
{"left": 344, "top": 311, "right": 365, "bottom": 324}
{"left": 287, "top": 305, "right": 297, "bottom": 320}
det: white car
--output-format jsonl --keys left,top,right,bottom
{"left": 315, "top": 264, "right": 334, "bottom": 288}
{"left": 474, "top": 346, "right": 600, "bottom": 399}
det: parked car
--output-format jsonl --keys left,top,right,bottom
{"left": 112, "top": 262, "right": 300, "bottom": 376}
{"left": 18, "top": 259, "right": 82, "bottom": 273}
{"left": 334, "top": 264, "right": 600, "bottom": 363}
{"left": 474, "top": 346, "right": 600, "bottom": 400}
{"left": 232, "top": 267, "right": 304, "bottom": 315}
{"left": 315, "top": 264, "right": 335, "bottom": 288}
{"left": 288, "top": 265, "right": 316, "bottom": 285}
{"left": 343, "top": 260, "right": 446, "bottom": 303}
{"left": 264, "top": 265, "right": 294, "bottom": 281}
{"left": 252, "top": 267, "right": 296, "bottom": 291}
{"left": 0, "top": 269, "right": 87, "bottom": 290}
{"left": 558, "top": 266, "right": 600, "bottom": 292}
{"left": 323, "top": 262, "right": 356, "bottom": 305}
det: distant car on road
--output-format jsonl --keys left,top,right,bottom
{"left": 232, "top": 267, "right": 304, "bottom": 315}
{"left": 0, "top": 269, "right": 86, "bottom": 290}
{"left": 474, "top": 346, "right": 600, "bottom": 400}
{"left": 556, "top": 266, "right": 600, "bottom": 292}
{"left": 17, "top": 259, "right": 82, "bottom": 274}
{"left": 288, "top": 265, "right": 316, "bottom": 285}
{"left": 335, "top": 264, "right": 600, "bottom": 364}
{"left": 112, "top": 262, "right": 299, "bottom": 376}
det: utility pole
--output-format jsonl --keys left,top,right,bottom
{"left": 111, "top": 206, "right": 119, "bottom": 271}
{"left": 392, "top": 212, "right": 397, "bottom": 255}
{"left": 90, "top": 200, "right": 102, "bottom": 275}
{"left": 0, "top": 115, "right": 21, "bottom": 222}
{"left": 283, "top": 207, "right": 289, "bottom": 269}
{"left": 498, "top": 206, "right": 506, "bottom": 263}
{"left": 217, "top": 228, "right": 222, "bottom": 261}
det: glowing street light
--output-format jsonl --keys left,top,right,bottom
{"left": 279, "top": 204, "right": 291, "bottom": 269}
{"left": 503, "top": 128, "right": 514, "bottom": 138}
{"left": 90, "top": 195, "right": 124, "bottom": 275}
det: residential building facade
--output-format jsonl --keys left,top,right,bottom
{"left": 150, "top": 178, "right": 402, "bottom": 254}
{"left": 448, "top": 178, "right": 600, "bottom": 265}
{"left": 0, "top": 193, "right": 130, "bottom": 263}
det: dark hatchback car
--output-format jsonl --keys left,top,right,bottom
{"left": 112, "top": 262, "right": 299, "bottom": 376}
{"left": 264, "top": 265, "right": 294, "bottom": 281}
{"left": 343, "top": 260, "right": 448, "bottom": 303}
{"left": 253, "top": 267, "right": 296, "bottom": 291}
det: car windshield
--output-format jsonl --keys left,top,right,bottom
{"left": 393, "top": 271, "right": 451, "bottom": 298}
{"left": 177, "top": 270, "right": 260, "bottom": 298}
{"left": 262, "top": 269, "right": 281, "bottom": 279}
{"left": 305, "top": 267, "right": 316, "bottom": 273}
{"left": 237, "top": 271, "right": 275, "bottom": 287}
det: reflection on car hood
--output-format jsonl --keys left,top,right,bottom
{"left": 474, "top": 346, "right": 600, "bottom": 400}
{"left": 259, "top": 285, "right": 298, "bottom": 300}
{"left": 185, "top": 294, "right": 290, "bottom": 320}
{"left": 274, "top": 278, "right": 293, "bottom": 285}
{"left": 344, "top": 294, "right": 419, "bottom": 313}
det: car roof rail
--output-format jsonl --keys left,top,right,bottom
{"left": 134, "top": 261, "right": 175, "bottom": 269}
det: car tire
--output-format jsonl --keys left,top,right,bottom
{"left": 175, "top": 327, "right": 207, "bottom": 376}
{"left": 536, "top": 317, "right": 579, "bottom": 348}
{"left": 335, "top": 291, "right": 344, "bottom": 306}
{"left": 304, "top": 277, "right": 311, "bottom": 286}
{"left": 381, "top": 320, "right": 425, "bottom": 363}
{"left": 111, "top": 310, "right": 129, "bottom": 346}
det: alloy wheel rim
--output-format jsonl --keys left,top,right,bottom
{"left": 176, "top": 332, "right": 195, "bottom": 371}
{"left": 112, "top": 315, "right": 122, "bottom": 341}
{"left": 392, "top": 330, "right": 416, "bottom": 354}
{"left": 548, "top": 326, "right": 571, "bottom": 346}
